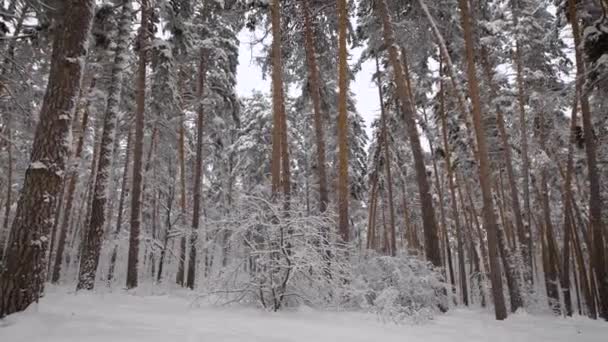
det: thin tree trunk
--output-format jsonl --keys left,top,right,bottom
{"left": 439, "top": 63, "right": 468, "bottom": 305}
{"left": 107, "top": 126, "right": 132, "bottom": 285}
{"left": 51, "top": 78, "right": 96, "bottom": 283}
{"left": 187, "top": 49, "right": 207, "bottom": 290}
{"left": 561, "top": 96, "right": 579, "bottom": 317}
{"left": 176, "top": 75, "right": 188, "bottom": 286}
{"left": 374, "top": 57, "right": 396, "bottom": 255}
{"left": 479, "top": 48, "right": 530, "bottom": 299}
{"left": 302, "top": 0, "right": 329, "bottom": 215}
{"left": 511, "top": 3, "right": 534, "bottom": 285}
{"left": 0, "top": 0, "right": 94, "bottom": 317}
{"left": 570, "top": 203, "right": 597, "bottom": 318}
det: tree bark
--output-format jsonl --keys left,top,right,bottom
{"left": 51, "top": 77, "right": 96, "bottom": 283}
{"left": 77, "top": 0, "right": 131, "bottom": 290}
{"left": 337, "top": 0, "right": 350, "bottom": 243}
{"left": 126, "top": 0, "right": 149, "bottom": 289}
{"left": 0, "top": 0, "right": 94, "bottom": 317}
{"left": 270, "top": 0, "right": 283, "bottom": 196}
{"left": 456, "top": 0, "right": 507, "bottom": 320}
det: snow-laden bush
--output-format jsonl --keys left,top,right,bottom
{"left": 201, "top": 195, "right": 352, "bottom": 311}
{"left": 351, "top": 253, "right": 449, "bottom": 324}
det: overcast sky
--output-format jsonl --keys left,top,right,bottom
{"left": 235, "top": 29, "right": 380, "bottom": 141}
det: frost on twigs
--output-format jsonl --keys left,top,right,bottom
{"left": 196, "top": 195, "right": 446, "bottom": 323}
{"left": 197, "top": 194, "right": 353, "bottom": 312}
{"left": 351, "top": 253, "right": 449, "bottom": 324}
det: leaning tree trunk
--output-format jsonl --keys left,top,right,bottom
{"left": 457, "top": 0, "right": 507, "bottom": 320}
{"left": 376, "top": 0, "right": 441, "bottom": 267}
{"left": 77, "top": 0, "right": 131, "bottom": 290}
{"left": 567, "top": 0, "right": 608, "bottom": 320}
{"left": 0, "top": 0, "right": 95, "bottom": 318}
{"left": 126, "top": 0, "right": 149, "bottom": 289}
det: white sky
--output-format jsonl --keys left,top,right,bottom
{"left": 236, "top": 29, "right": 380, "bottom": 140}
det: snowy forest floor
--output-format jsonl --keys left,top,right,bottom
{"left": 1, "top": 287, "right": 607, "bottom": 342}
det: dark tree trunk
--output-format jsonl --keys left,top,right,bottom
{"left": 126, "top": 0, "right": 149, "bottom": 289}
{"left": 0, "top": 0, "right": 94, "bottom": 318}
{"left": 186, "top": 50, "right": 207, "bottom": 290}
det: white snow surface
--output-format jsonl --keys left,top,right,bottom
{"left": 1, "top": 288, "right": 606, "bottom": 342}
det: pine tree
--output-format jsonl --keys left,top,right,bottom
{"left": 77, "top": 0, "right": 132, "bottom": 291}
{"left": 0, "top": 0, "right": 95, "bottom": 317}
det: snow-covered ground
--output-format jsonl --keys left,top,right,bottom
{"left": 1, "top": 288, "right": 606, "bottom": 342}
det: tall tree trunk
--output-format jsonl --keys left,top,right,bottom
{"left": 567, "top": 0, "right": 607, "bottom": 320}
{"left": 187, "top": 50, "right": 207, "bottom": 290}
{"left": 337, "top": 0, "right": 350, "bottom": 243}
{"left": 126, "top": 0, "right": 149, "bottom": 289}
{"left": 302, "top": 0, "right": 328, "bottom": 215}
{"left": 374, "top": 57, "right": 396, "bottom": 255}
{"left": 0, "top": 0, "right": 94, "bottom": 317}
{"left": 51, "top": 78, "right": 96, "bottom": 283}
{"left": 376, "top": 0, "right": 441, "bottom": 267}
{"left": 439, "top": 64, "right": 468, "bottom": 305}
{"left": 270, "top": 0, "right": 283, "bottom": 196}
{"left": 77, "top": 0, "right": 131, "bottom": 290}
{"left": 456, "top": 0, "right": 507, "bottom": 320}
{"left": 176, "top": 100, "right": 188, "bottom": 286}
{"left": 479, "top": 48, "right": 530, "bottom": 302}
{"left": 511, "top": 3, "right": 534, "bottom": 286}
{"left": 107, "top": 127, "right": 132, "bottom": 285}
{"left": 478, "top": 50, "right": 524, "bottom": 312}
{"left": 561, "top": 96, "right": 579, "bottom": 317}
